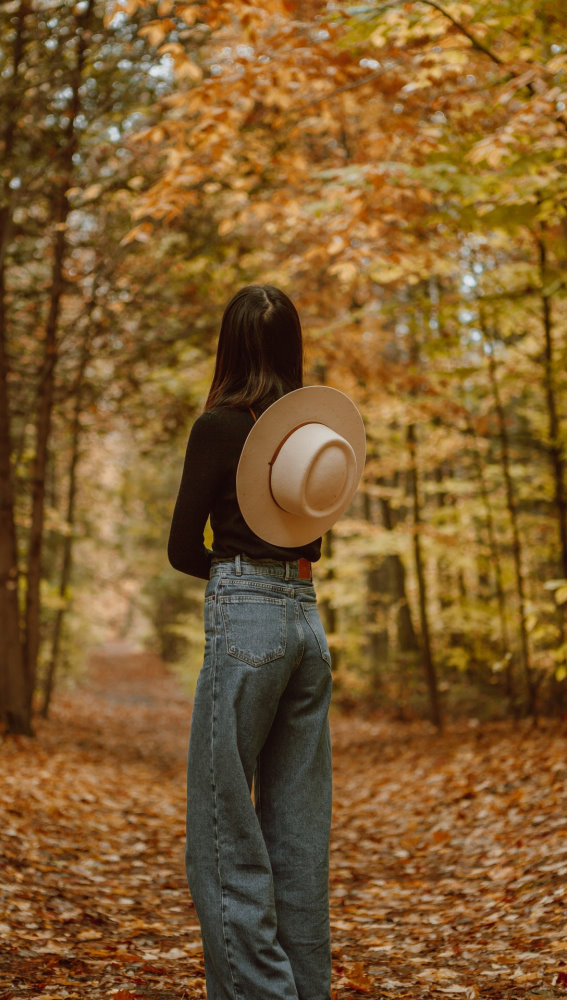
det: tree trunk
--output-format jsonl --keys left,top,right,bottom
{"left": 407, "top": 422, "right": 443, "bottom": 730}
{"left": 378, "top": 496, "right": 419, "bottom": 654}
{"left": 0, "top": 271, "right": 31, "bottom": 734}
{"left": 319, "top": 529, "right": 339, "bottom": 671}
{"left": 538, "top": 236, "right": 567, "bottom": 579}
{"left": 366, "top": 561, "right": 391, "bottom": 686}
{"left": 0, "top": 1, "right": 33, "bottom": 734}
{"left": 23, "top": 3, "right": 93, "bottom": 711}
{"left": 537, "top": 235, "right": 567, "bottom": 711}
{"left": 24, "top": 200, "right": 67, "bottom": 708}
{"left": 432, "top": 464, "right": 452, "bottom": 610}
{"left": 363, "top": 494, "right": 389, "bottom": 686}
{"left": 40, "top": 327, "right": 92, "bottom": 718}
{"left": 465, "top": 415, "right": 515, "bottom": 711}
{"left": 485, "top": 332, "right": 536, "bottom": 714}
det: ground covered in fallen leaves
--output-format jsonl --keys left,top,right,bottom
{"left": 1, "top": 646, "right": 566, "bottom": 1000}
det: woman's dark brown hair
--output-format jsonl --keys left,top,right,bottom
{"left": 205, "top": 285, "right": 303, "bottom": 410}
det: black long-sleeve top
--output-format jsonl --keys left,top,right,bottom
{"left": 168, "top": 405, "right": 322, "bottom": 580}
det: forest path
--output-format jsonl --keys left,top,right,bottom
{"left": 1, "top": 645, "right": 566, "bottom": 1000}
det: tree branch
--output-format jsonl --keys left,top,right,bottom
{"left": 347, "top": 0, "right": 505, "bottom": 65}
{"left": 285, "top": 1, "right": 505, "bottom": 114}
{"left": 415, "top": 0, "right": 505, "bottom": 65}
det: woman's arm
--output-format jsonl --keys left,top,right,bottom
{"left": 167, "top": 411, "right": 224, "bottom": 580}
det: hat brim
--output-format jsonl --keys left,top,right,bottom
{"left": 236, "top": 386, "right": 366, "bottom": 547}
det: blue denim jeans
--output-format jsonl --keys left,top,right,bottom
{"left": 186, "top": 555, "right": 333, "bottom": 1000}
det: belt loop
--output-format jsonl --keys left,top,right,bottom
{"left": 235, "top": 553, "right": 242, "bottom": 576}
{"left": 284, "top": 561, "right": 291, "bottom": 581}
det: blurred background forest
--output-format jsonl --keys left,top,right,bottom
{"left": 2, "top": 0, "right": 567, "bottom": 735}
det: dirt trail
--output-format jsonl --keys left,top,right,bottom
{"left": 1, "top": 646, "right": 566, "bottom": 1000}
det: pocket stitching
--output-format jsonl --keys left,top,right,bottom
{"left": 220, "top": 596, "right": 287, "bottom": 667}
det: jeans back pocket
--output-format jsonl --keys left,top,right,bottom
{"left": 220, "top": 595, "right": 287, "bottom": 667}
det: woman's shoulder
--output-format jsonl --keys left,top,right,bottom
{"left": 190, "top": 406, "right": 251, "bottom": 439}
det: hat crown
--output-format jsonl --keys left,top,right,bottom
{"left": 236, "top": 385, "right": 366, "bottom": 547}
{"left": 270, "top": 423, "right": 357, "bottom": 520}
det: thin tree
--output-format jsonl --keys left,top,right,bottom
{"left": 40, "top": 317, "right": 94, "bottom": 718}
{"left": 23, "top": 0, "right": 95, "bottom": 712}
{"left": 483, "top": 323, "right": 536, "bottom": 714}
{"left": 406, "top": 420, "right": 443, "bottom": 730}
{"left": 0, "top": 1, "right": 32, "bottom": 734}
{"left": 464, "top": 413, "right": 515, "bottom": 711}
{"left": 537, "top": 233, "right": 567, "bottom": 579}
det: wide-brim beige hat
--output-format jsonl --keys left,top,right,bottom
{"left": 236, "top": 386, "right": 366, "bottom": 547}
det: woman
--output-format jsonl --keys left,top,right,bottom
{"left": 168, "top": 285, "right": 334, "bottom": 1000}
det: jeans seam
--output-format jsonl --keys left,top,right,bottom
{"left": 255, "top": 755, "right": 262, "bottom": 828}
{"left": 301, "top": 604, "right": 332, "bottom": 668}
{"left": 211, "top": 607, "right": 239, "bottom": 999}
{"left": 292, "top": 601, "right": 304, "bottom": 674}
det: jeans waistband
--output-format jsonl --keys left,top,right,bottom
{"left": 210, "top": 554, "right": 312, "bottom": 581}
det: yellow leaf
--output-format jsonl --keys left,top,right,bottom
{"left": 218, "top": 218, "right": 235, "bottom": 236}
{"left": 83, "top": 183, "right": 102, "bottom": 201}
{"left": 139, "top": 18, "right": 175, "bottom": 47}
{"left": 158, "top": 41, "right": 185, "bottom": 56}
{"left": 328, "top": 235, "right": 345, "bottom": 256}
{"left": 328, "top": 260, "right": 358, "bottom": 282}
{"left": 370, "top": 26, "right": 386, "bottom": 48}
{"left": 174, "top": 56, "right": 203, "bottom": 82}
{"left": 177, "top": 3, "right": 200, "bottom": 27}
{"left": 369, "top": 261, "right": 405, "bottom": 283}
{"left": 120, "top": 221, "right": 153, "bottom": 246}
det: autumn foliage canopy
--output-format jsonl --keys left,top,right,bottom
{"left": 1, "top": 0, "right": 567, "bottom": 731}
